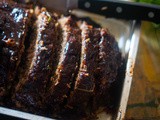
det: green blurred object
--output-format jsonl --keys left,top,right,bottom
{"left": 142, "top": 22, "right": 160, "bottom": 51}
{"left": 153, "top": 23, "right": 160, "bottom": 29}
{"left": 135, "top": 0, "right": 160, "bottom": 5}
{"left": 135, "top": 0, "right": 160, "bottom": 29}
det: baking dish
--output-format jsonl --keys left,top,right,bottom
{"left": 0, "top": 2, "right": 141, "bottom": 120}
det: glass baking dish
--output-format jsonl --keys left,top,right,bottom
{"left": 0, "top": 4, "right": 141, "bottom": 120}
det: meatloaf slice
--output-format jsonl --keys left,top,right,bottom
{"left": 14, "top": 10, "right": 59, "bottom": 112}
{"left": 93, "top": 29, "right": 122, "bottom": 110}
{"left": 67, "top": 22, "right": 101, "bottom": 114}
{"left": 45, "top": 16, "right": 81, "bottom": 113}
{"left": 0, "top": 0, "right": 32, "bottom": 103}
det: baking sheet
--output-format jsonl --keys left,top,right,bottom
{"left": 0, "top": 3, "right": 141, "bottom": 120}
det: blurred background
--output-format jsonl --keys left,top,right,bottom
{"left": 126, "top": 0, "right": 160, "bottom": 119}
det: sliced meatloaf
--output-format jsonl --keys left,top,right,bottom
{"left": 45, "top": 16, "right": 81, "bottom": 113}
{"left": 14, "top": 9, "right": 59, "bottom": 112}
{"left": 67, "top": 22, "right": 101, "bottom": 114}
{"left": 0, "top": 0, "right": 32, "bottom": 103}
{"left": 93, "top": 28, "right": 122, "bottom": 110}
{"left": 0, "top": 1, "right": 122, "bottom": 118}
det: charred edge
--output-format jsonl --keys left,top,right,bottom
{"left": 14, "top": 10, "right": 59, "bottom": 113}
{"left": 45, "top": 16, "right": 81, "bottom": 114}
{"left": 66, "top": 22, "right": 101, "bottom": 115}
{"left": 0, "top": 0, "right": 33, "bottom": 105}
{"left": 93, "top": 28, "right": 122, "bottom": 111}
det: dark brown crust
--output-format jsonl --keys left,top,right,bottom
{"left": 67, "top": 22, "right": 101, "bottom": 113}
{"left": 0, "top": 0, "right": 32, "bottom": 103}
{"left": 45, "top": 17, "right": 81, "bottom": 112}
{"left": 14, "top": 10, "right": 59, "bottom": 112}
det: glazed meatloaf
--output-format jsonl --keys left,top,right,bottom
{"left": 0, "top": 0, "right": 32, "bottom": 104}
{"left": 14, "top": 9, "right": 59, "bottom": 112}
{"left": 66, "top": 22, "right": 101, "bottom": 114}
{"left": 0, "top": 0, "right": 122, "bottom": 119}
{"left": 45, "top": 16, "right": 81, "bottom": 113}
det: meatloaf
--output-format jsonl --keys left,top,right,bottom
{"left": 66, "top": 22, "right": 101, "bottom": 114}
{"left": 0, "top": 1, "right": 122, "bottom": 119}
{"left": 14, "top": 9, "right": 59, "bottom": 112}
{"left": 45, "top": 16, "right": 81, "bottom": 113}
{"left": 0, "top": 0, "right": 32, "bottom": 104}
{"left": 93, "top": 28, "right": 122, "bottom": 110}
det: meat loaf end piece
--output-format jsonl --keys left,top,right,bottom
{"left": 0, "top": 0, "right": 32, "bottom": 103}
